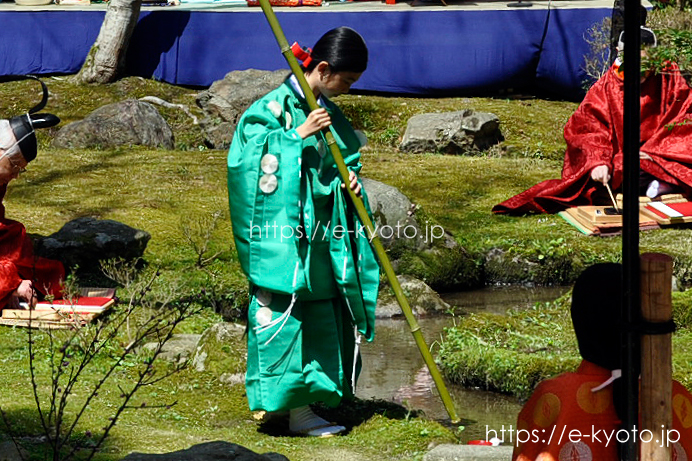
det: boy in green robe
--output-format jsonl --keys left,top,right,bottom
{"left": 227, "top": 27, "right": 380, "bottom": 437}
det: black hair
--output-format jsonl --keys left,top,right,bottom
{"left": 571, "top": 263, "right": 625, "bottom": 371}
{"left": 571, "top": 262, "right": 640, "bottom": 425}
{"left": 306, "top": 27, "right": 368, "bottom": 74}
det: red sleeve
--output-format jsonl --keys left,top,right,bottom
{"left": 0, "top": 259, "right": 22, "bottom": 310}
{"left": 671, "top": 381, "right": 692, "bottom": 457}
{"left": 562, "top": 74, "right": 618, "bottom": 181}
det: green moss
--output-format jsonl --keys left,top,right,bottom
{"left": 2, "top": 38, "right": 692, "bottom": 457}
{"left": 673, "top": 289, "right": 692, "bottom": 329}
{"left": 439, "top": 289, "right": 692, "bottom": 400}
{"left": 396, "top": 245, "right": 483, "bottom": 291}
{"left": 438, "top": 295, "right": 580, "bottom": 399}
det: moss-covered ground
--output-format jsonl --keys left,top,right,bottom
{"left": 2, "top": 10, "right": 692, "bottom": 455}
{"left": 437, "top": 289, "right": 692, "bottom": 401}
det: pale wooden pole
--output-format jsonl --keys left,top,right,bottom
{"left": 640, "top": 252, "right": 673, "bottom": 461}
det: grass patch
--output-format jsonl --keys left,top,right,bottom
{"left": 438, "top": 289, "right": 692, "bottom": 400}
{"left": 2, "top": 11, "right": 692, "bottom": 454}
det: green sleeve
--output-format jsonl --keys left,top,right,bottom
{"left": 227, "top": 96, "right": 309, "bottom": 294}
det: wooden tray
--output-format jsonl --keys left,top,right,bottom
{"left": 0, "top": 289, "right": 115, "bottom": 329}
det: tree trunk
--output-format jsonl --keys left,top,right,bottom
{"left": 73, "top": 0, "right": 141, "bottom": 84}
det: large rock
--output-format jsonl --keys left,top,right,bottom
{"left": 196, "top": 69, "right": 290, "bottom": 149}
{"left": 362, "top": 178, "right": 456, "bottom": 253}
{"left": 376, "top": 275, "right": 450, "bottom": 318}
{"left": 362, "top": 178, "right": 480, "bottom": 291}
{"left": 400, "top": 110, "right": 503, "bottom": 154}
{"left": 0, "top": 441, "right": 26, "bottom": 461}
{"left": 34, "top": 217, "right": 151, "bottom": 270}
{"left": 423, "top": 444, "right": 514, "bottom": 461}
{"left": 142, "top": 334, "right": 202, "bottom": 365}
{"left": 483, "top": 247, "right": 581, "bottom": 286}
{"left": 191, "top": 322, "right": 246, "bottom": 377}
{"left": 52, "top": 99, "right": 174, "bottom": 150}
{"left": 120, "top": 441, "right": 288, "bottom": 461}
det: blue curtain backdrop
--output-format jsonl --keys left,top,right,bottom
{"left": 0, "top": 6, "right": 611, "bottom": 98}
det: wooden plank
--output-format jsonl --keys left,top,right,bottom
{"left": 640, "top": 253, "right": 673, "bottom": 461}
{"left": 0, "top": 293, "right": 115, "bottom": 329}
{"left": 2, "top": 309, "right": 97, "bottom": 321}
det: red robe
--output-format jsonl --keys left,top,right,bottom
{"left": 0, "top": 184, "right": 64, "bottom": 309}
{"left": 513, "top": 360, "right": 692, "bottom": 461}
{"left": 494, "top": 63, "right": 692, "bottom": 214}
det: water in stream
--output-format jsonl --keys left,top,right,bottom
{"left": 357, "top": 285, "right": 569, "bottom": 442}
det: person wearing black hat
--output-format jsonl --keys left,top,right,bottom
{"left": 0, "top": 76, "right": 63, "bottom": 310}
{"left": 494, "top": 24, "right": 692, "bottom": 214}
{"left": 512, "top": 263, "right": 692, "bottom": 460}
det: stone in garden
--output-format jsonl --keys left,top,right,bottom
{"left": 484, "top": 247, "right": 539, "bottom": 285}
{"left": 219, "top": 372, "right": 245, "bottom": 385}
{"left": 423, "top": 444, "right": 514, "bottom": 461}
{"left": 142, "top": 334, "right": 202, "bottom": 365}
{"left": 400, "top": 109, "right": 503, "bottom": 154}
{"left": 376, "top": 274, "right": 450, "bottom": 318}
{"left": 33, "top": 217, "right": 151, "bottom": 270}
{"left": 362, "top": 178, "right": 477, "bottom": 292}
{"left": 191, "top": 322, "right": 246, "bottom": 376}
{"left": 0, "top": 441, "right": 26, "bottom": 461}
{"left": 196, "top": 69, "right": 290, "bottom": 149}
{"left": 52, "top": 99, "right": 174, "bottom": 149}
{"left": 362, "top": 178, "right": 456, "bottom": 253}
{"left": 120, "top": 440, "right": 289, "bottom": 461}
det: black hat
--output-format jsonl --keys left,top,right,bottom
{"left": 8, "top": 113, "right": 60, "bottom": 162}
{"left": 618, "top": 27, "right": 658, "bottom": 51}
{"left": 0, "top": 75, "right": 60, "bottom": 162}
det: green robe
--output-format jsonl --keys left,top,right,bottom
{"left": 227, "top": 78, "right": 380, "bottom": 412}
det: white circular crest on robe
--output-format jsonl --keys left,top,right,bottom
{"left": 267, "top": 100, "right": 282, "bottom": 119}
{"left": 255, "top": 289, "right": 273, "bottom": 307}
{"left": 259, "top": 174, "right": 278, "bottom": 194}
{"left": 317, "top": 140, "right": 326, "bottom": 158}
{"left": 261, "top": 154, "right": 279, "bottom": 174}
{"left": 673, "top": 441, "right": 688, "bottom": 461}
{"left": 558, "top": 441, "right": 592, "bottom": 461}
{"left": 285, "top": 111, "right": 293, "bottom": 130}
{"left": 256, "top": 307, "right": 273, "bottom": 327}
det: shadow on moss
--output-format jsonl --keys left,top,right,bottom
{"left": 257, "top": 398, "right": 420, "bottom": 437}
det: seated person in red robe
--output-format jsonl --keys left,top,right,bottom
{"left": 0, "top": 102, "right": 64, "bottom": 310}
{"left": 513, "top": 263, "right": 692, "bottom": 461}
{"left": 494, "top": 27, "right": 692, "bottom": 214}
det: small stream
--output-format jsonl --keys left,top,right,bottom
{"left": 357, "top": 285, "right": 569, "bottom": 442}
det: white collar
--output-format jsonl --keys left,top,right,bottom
{"left": 591, "top": 369, "right": 622, "bottom": 393}
{"left": 289, "top": 74, "right": 327, "bottom": 108}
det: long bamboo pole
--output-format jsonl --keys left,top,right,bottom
{"left": 257, "top": 0, "right": 459, "bottom": 424}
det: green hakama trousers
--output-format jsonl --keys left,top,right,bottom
{"left": 246, "top": 291, "right": 358, "bottom": 412}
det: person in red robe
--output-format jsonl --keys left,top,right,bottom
{"left": 512, "top": 263, "right": 692, "bottom": 461}
{"left": 0, "top": 109, "right": 64, "bottom": 310}
{"left": 494, "top": 28, "right": 692, "bottom": 214}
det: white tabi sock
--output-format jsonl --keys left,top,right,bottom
{"left": 289, "top": 405, "right": 345, "bottom": 437}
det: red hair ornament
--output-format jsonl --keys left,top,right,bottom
{"left": 291, "top": 42, "right": 312, "bottom": 68}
